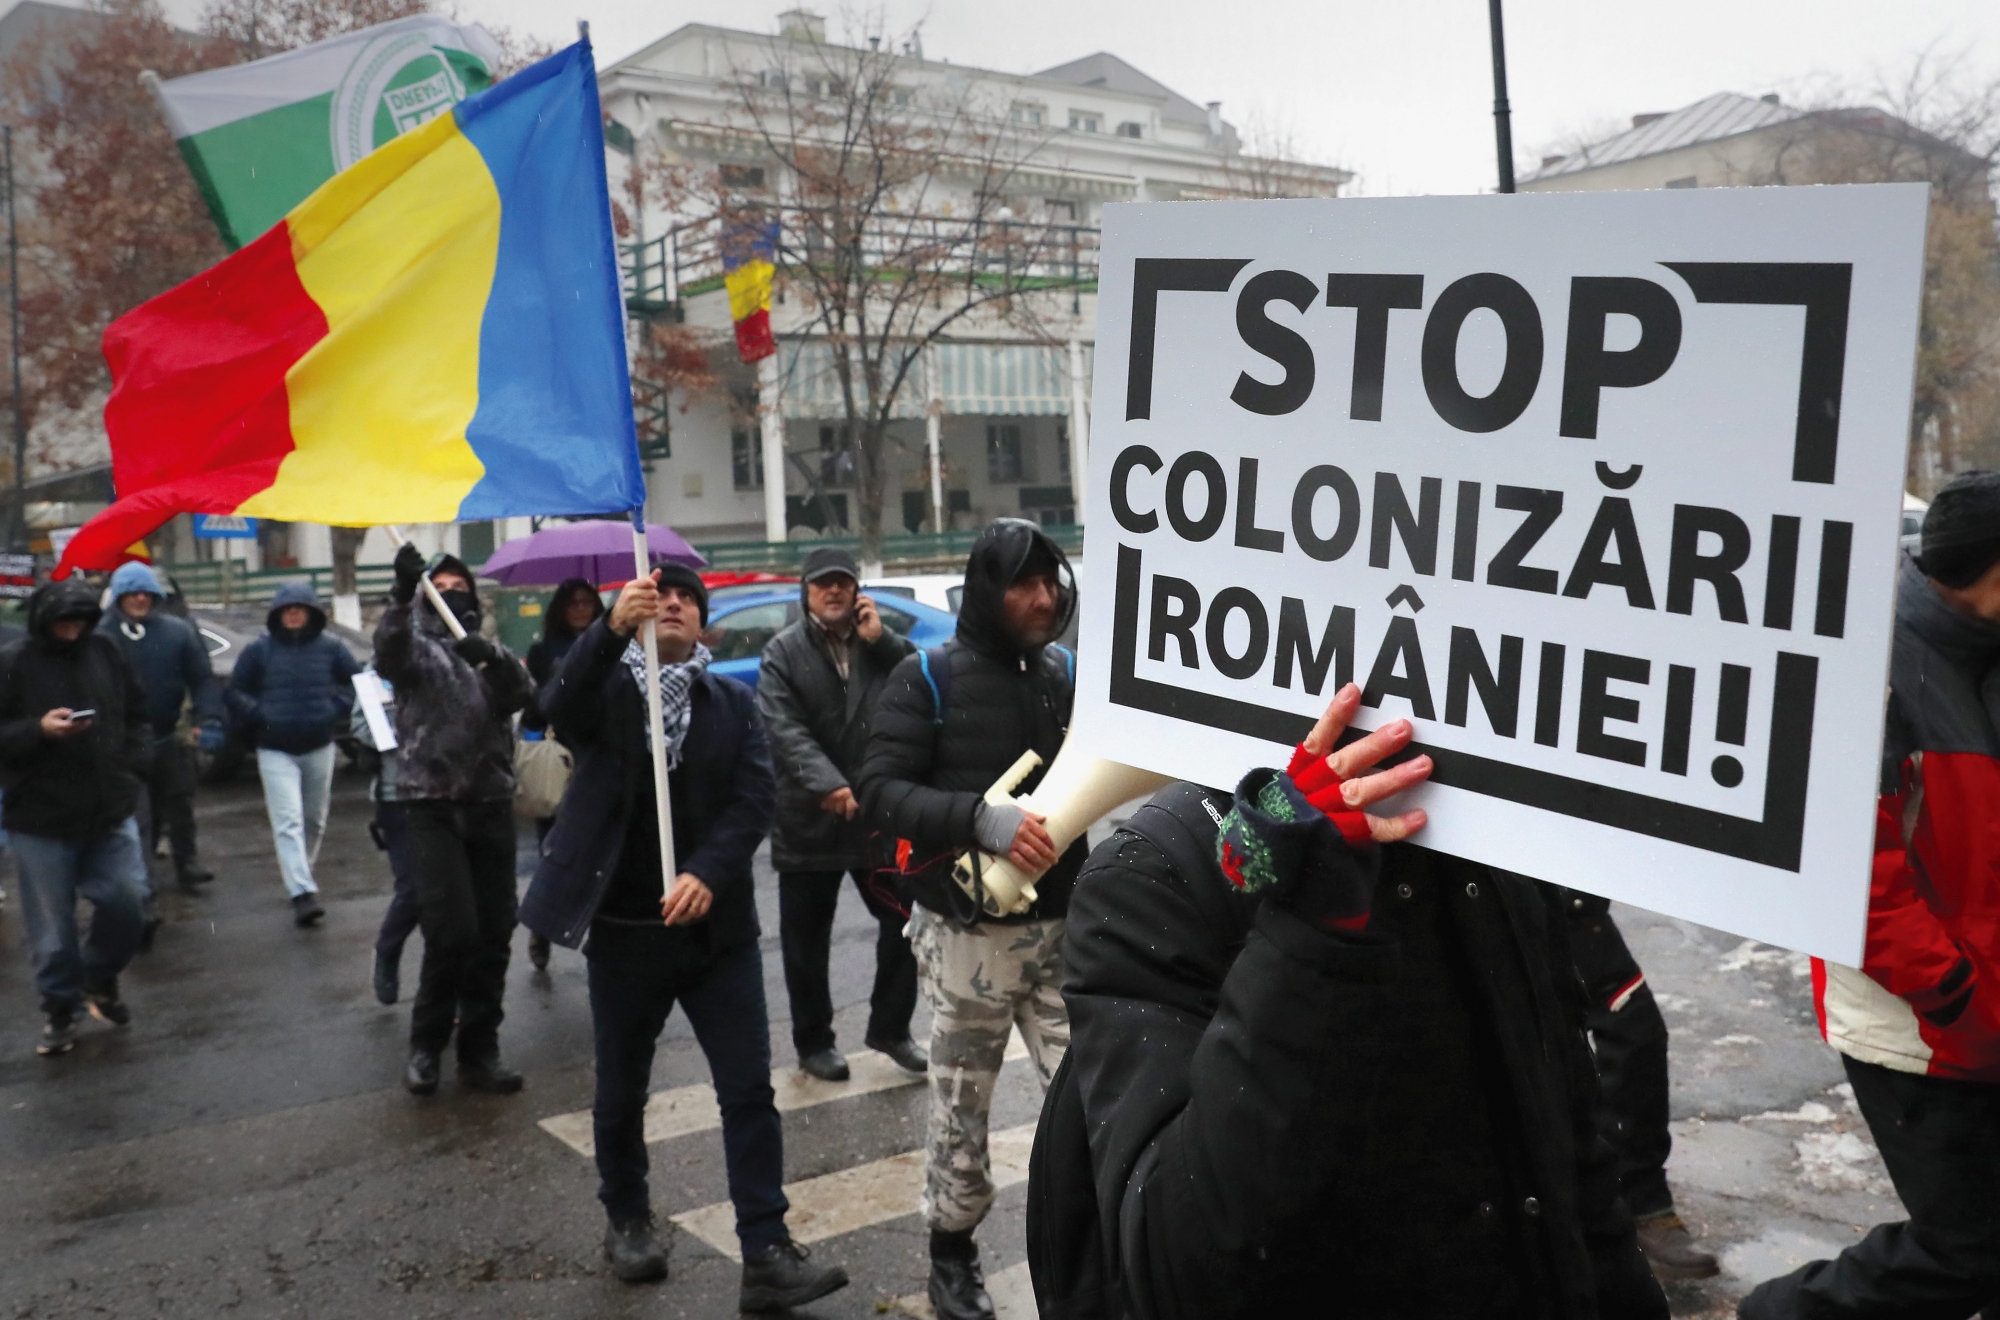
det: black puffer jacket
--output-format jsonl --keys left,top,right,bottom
{"left": 758, "top": 589, "right": 914, "bottom": 872}
{"left": 0, "top": 579, "right": 151, "bottom": 838}
{"left": 856, "top": 520, "right": 1080, "bottom": 922}
{"left": 373, "top": 599, "right": 533, "bottom": 803}
{"left": 1027, "top": 782, "right": 1666, "bottom": 1320}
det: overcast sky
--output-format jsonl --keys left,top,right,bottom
{"left": 434, "top": 0, "right": 2000, "bottom": 196}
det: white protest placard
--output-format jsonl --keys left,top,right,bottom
{"left": 1075, "top": 185, "right": 1928, "bottom": 964}
{"left": 352, "top": 670, "right": 397, "bottom": 752}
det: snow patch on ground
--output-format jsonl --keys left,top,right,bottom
{"left": 1749, "top": 1100, "right": 1837, "bottom": 1123}
{"left": 1722, "top": 1227, "right": 1851, "bottom": 1286}
{"left": 1794, "top": 1130, "right": 1894, "bottom": 1195}
{"left": 1719, "top": 940, "right": 1813, "bottom": 979}
{"left": 1713, "top": 1034, "right": 1765, "bottom": 1047}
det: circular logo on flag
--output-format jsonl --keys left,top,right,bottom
{"left": 330, "top": 32, "right": 491, "bottom": 171}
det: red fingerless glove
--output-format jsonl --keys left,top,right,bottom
{"left": 1286, "top": 742, "right": 1373, "bottom": 846}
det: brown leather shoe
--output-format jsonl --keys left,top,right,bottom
{"left": 1634, "top": 1210, "right": 1720, "bottom": 1280}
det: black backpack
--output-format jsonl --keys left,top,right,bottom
{"left": 1025, "top": 780, "right": 1227, "bottom": 1320}
{"left": 877, "top": 640, "right": 1075, "bottom": 922}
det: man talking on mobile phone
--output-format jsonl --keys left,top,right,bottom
{"left": 0, "top": 578, "right": 153, "bottom": 1057}
{"left": 758, "top": 546, "right": 922, "bottom": 1082}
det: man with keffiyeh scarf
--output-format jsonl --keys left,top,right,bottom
{"left": 520, "top": 564, "right": 849, "bottom": 1313}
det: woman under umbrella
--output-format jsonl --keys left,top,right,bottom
{"left": 522, "top": 578, "right": 604, "bottom": 970}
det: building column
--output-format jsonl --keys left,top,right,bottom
{"left": 926, "top": 345, "right": 945, "bottom": 534}
{"left": 759, "top": 351, "right": 786, "bottom": 543}
{"left": 1066, "top": 337, "right": 1091, "bottom": 512}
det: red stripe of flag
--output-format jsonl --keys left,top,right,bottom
{"left": 59, "top": 225, "right": 327, "bottom": 576}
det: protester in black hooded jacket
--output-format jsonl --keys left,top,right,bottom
{"left": 375, "top": 545, "right": 533, "bottom": 1099}
{"left": 855, "top": 518, "right": 1080, "bottom": 1320}
{"left": 0, "top": 578, "right": 153, "bottom": 1055}
{"left": 1025, "top": 685, "right": 1666, "bottom": 1320}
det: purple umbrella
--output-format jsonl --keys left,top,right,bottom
{"left": 477, "top": 520, "right": 707, "bottom": 587}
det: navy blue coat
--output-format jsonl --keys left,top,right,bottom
{"left": 520, "top": 618, "right": 775, "bottom": 951}
{"left": 224, "top": 584, "right": 360, "bottom": 754}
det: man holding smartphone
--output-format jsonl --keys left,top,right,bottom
{"left": 758, "top": 546, "right": 922, "bottom": 1082}
{"left": 0, "top": 577, "right": 152, "bottom": 1057}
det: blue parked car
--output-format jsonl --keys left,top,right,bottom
{"left": 698, "top": 587, "right": 958, "bottom": 689}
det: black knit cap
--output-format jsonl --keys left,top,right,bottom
{"left": 1918, "top": 470, "right": 2000, "bottom": 588}
{"left": 653, "top": 562, "right": 709, "bottom": 626}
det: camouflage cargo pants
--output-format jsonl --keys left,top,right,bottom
{"left": 910, "top": 905, "right": 1069, "bottom": 1233}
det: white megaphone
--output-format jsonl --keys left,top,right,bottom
{"left": 951, "top": 736, "right": 1173, "bottom": 918}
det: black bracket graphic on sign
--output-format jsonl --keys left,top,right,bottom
{"left": 1660, "top": 262, "right": 1852, "bottom": 485}
{"left": 1126, "top": 258, "right": 1251, "bottom": 420}
{"left": 1109, "top": 543, "right": 1819, "bottom": 871}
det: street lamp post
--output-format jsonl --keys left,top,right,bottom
{"left": 5, "top": 126, "right": 23, "bottom": 551}
{"left": 1487, "top": 0, "right": 1517, "bottom": 194}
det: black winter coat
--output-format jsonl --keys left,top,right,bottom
{"left": 856, "top": 520, "right": 1082, "bottom": 922}
{"left": 758, "top": 604, "right": 914, "bottom": 872}
{"left": 0, "top": 580, "right": 151, "bottom": 838}
{"left": 520, "top": 618, "right": 775, "bottom": 951}
{"left": 1028, "top": 783, "right": 1666, "bottom": 1320}
{"left": 373, "top": 600, "right": 532, "bottom": 802}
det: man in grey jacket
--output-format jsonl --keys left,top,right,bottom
{"left": 375, "top": 546, "right": 533, "bottom": 1096}
{"left": 757, "top": 547, "right": 923, "bottom": 1081}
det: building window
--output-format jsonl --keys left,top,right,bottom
{"left": 731, "top": 427, "right": 763, "bottom": 490}
{"left": 1019, "top": 485, "right": 1075, "bottom": 526}
{"left": 987, "top": 423, "right": 1025, "bottom": 483}
{"left": 1045, "top": 199, "right": 1076, "bottom": 222}
{"left": 891, "top": 87, "right": 912, "bottom": 107}
{"left": 1010, "top": 103, "right": 1045, "bottom": 127}
{"left": 818, "top": 424, "right": 854, "bottom": 486}
{"left": 1116, "top": 121, "right": 1143, "bottom": 139}
{"left": 1068, "top": 111, "right": 1100, "bottom": 133}
{"left": 720, "top": 163, "right": 767, "bottom": 190}
{"left": 1664, "top": 175, "right": 1697, "bottom": 189}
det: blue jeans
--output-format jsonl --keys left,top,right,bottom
{"left": 13, "top": 818, "right": 148, "bottom": 1014}
{"left": 256, "top": 745, "right": 335, "bottom": 898}
{"left": 586, "top": 924, "right": 789, "bottom": 1251}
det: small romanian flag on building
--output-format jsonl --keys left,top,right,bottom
{"left": 59, "top": 41, "right": 644, "bottom": 576}
{"left": 723, "top": 218, "right": 778, "bottom": 364}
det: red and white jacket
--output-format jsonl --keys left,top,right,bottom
{"left": 1814, "top": 559, "right": 2000, "bottom": 1081}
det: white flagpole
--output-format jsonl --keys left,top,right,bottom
{"left": 383, "top": 525, "right": 467, "bottom": 640}
{"left": 630, "top": 513, "right": 678, "bottom": 904}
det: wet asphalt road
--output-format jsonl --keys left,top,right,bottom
{"left": 0, "top": 769, "right": 1901, "bottom": 1318}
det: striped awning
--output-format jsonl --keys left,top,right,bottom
{"left": 774, "top": 340, "right": 1093, "bottom": 420}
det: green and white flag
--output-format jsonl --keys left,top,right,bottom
{"left": 148, "top": 16, "right": 505, "bottom": 249}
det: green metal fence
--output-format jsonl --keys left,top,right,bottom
{"left": 162, "top": 524, "right": 1086, "bottom": 606}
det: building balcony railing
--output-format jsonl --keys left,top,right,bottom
{"left": 622, "top": 206, "right": 1101, "bottom": 315}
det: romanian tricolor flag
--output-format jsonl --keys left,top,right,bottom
{"left": 723, "top": 218, "right": 778, "bottom": 364}
{"left": 58, "top": 41, "right": 644, "bottom": 576}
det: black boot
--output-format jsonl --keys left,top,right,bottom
{"left": 799, "top": 1046, "right": 849, "bottom": 1082}
{"left": 404, "top": 1048, "right": 440, "bottom": 1095}
{"left": 176, "top": 863, "right": 214, "bottom": 891}
{"left": 372, "top": 949, "right": 399, "bottom": 1006}
{"left": 528, "top": 932, "right": 550, "bottom": 971}
{"left": 740, "top": 1236, "right": 848, "bottom": 1312}
{"left": 603, "top": 1215, "right": 668, "bottom": 1282}
{"left": 929, "top": 1230, "right": 994, "bottom": 1320}
{"left": 866, "top": 1035, "right": 928, "bottom": 1073}
{"left": 458, "top": 1053, "right": 524, "bottom": 1094}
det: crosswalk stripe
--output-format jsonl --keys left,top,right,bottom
{"left": 670, "top": 1123, "right": 1039, "bottom": 1262}
{"left": 538, "top": 1038, "right": 1028, "bottom": 1158}
{"left": 889, "top": 1260, "right": 1039, "bottom": 1319}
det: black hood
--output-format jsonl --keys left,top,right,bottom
{"left": 29, "top": 577, "right": 103, "bottom": 645}
{"left": 955, "top": 519, "right": 1076, "bottom": 659}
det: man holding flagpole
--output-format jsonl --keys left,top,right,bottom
{"left": 375, "top": 545, "right": 533, "bottom": 1096}
{"left": 521, "top": 567, "right": 850, "bottom": 1310}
